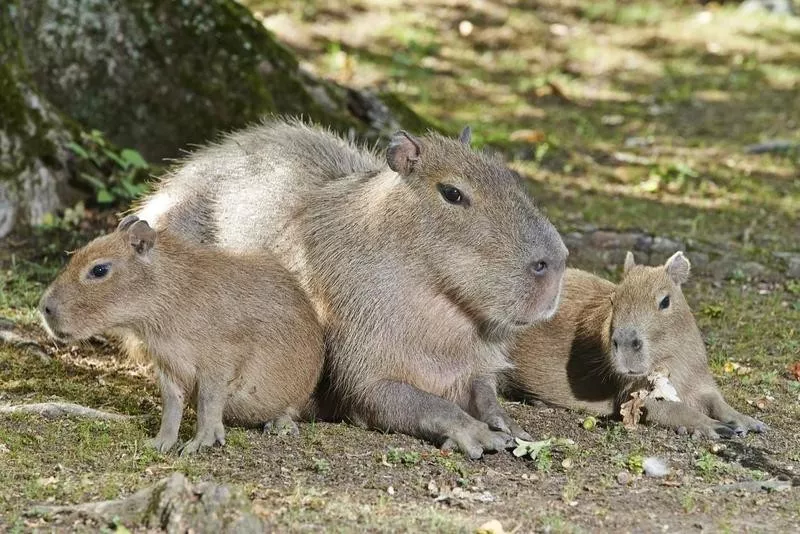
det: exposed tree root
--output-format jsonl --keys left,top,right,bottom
{"left": 0, "top": 327, "right": 51, "bottom": 363}
{"left": 27, "top": 473, "right": 264, "bottom": 532}
{"left": 0, "top": 402, "right": 133, "bottom": 421}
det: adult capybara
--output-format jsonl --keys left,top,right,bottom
{"left": 136, "top": 119, "right": 568, "bottom": 458}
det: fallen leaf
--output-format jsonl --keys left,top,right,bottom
{"left": 509, "top": 129, "right": 546, "bottom": 144}
{"left": 788, "top": 362, "right": 800, "bottom": 381}
{"left": 723, "top": 361, "right": 751, "bottom": 375}
{"left": 476, "top": 519, "right": 505, "bottom": 534}
{"left": 620, "top": 390, "right": 648, "bottom": 430}
{"left": 427, "top": 479, "right": 439, "bottom": 497}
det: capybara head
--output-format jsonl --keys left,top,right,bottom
{"left": 608, "top": 251, "right": 694, "bottom": 377}
{"left": 386, "top": 127, "right": 567, "bottom": 331}
{"left": 39, "top": 216, "right": 158, "bottom": 341}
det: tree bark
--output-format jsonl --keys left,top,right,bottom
{"left": 1, "top": 0, "right": 432, "bottom": 239}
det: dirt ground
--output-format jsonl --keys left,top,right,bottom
{"left": 2, "top": 0, "right": 799, "bottom": 532}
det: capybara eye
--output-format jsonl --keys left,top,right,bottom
{"left": 89, "top": 263, "right": 110, "bottom": 279}
{"left": 659, "top": 295, "right": 670, "bottom": 310}
{"left": 533, "top": 261, "right": 548, "bottom": 275}
{"left": 437, "top": 184, "right": 464, "bottom": 205}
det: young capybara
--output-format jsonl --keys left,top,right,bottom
{"left": 39, "top": 215, "right": 324, "bottom": 454}
{"left": 135, "top": 119, "right": 568, "bottom": 459}
{"left": 505, "top": 251, "right": 766, "bottom": 439}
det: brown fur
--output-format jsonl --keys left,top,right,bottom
{"left": 506, "top": 252, "right": 766, "bottom": 438}
{"left": 39, "top": 216, "right": 324, "bottom": 454}
{"left": 134, "top": 120, "right": 569, "bottom": 458}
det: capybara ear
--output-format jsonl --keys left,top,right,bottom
{"left": 458, "top": 125, "right": 472, "bottom": 146}
{"left": 623, "top": 251, "right": 636, "bottom": 275}
{"left": 117, "top": 214, "right": 140, "bottom": 232}
{"left": 664, "top": 251, "right": 691, "bottom": 285}
{"left": 129, "top": 220, "right": 157, "bottom": 256}
{"left": 387, "top": 130, "right": 422, "bottom": 176}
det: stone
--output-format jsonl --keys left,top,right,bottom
{"left": 650, "top": 236, "right": 685, "bottom": 254}
{"left": 787, "top": 257, "right": 800, "bottom": 279}
{"left": 589, "top": 230, "right": 643, "bottom": 250}
{"left": 686, "top": 251, "right": 710, "bottom": 270}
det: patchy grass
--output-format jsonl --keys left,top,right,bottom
{"left": 3, "top": 0, "right": 800, "bottom": 531}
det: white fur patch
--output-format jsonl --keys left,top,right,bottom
{"left": 135, "top": 192, "right": 176, "bottom": 228}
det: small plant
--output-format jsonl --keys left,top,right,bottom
{"left": 582, "top": 416, "right": 598, "bottom": 430}
{"left": 66, "top": 129, "right": 150, "bottom": 205}
{"left": 786, "top": 279, "right": 800, "bottom": 296}
{"left": 385, "top": 447, "right": 421, "bottom": 466}
{"left": 512, "top": 437, "right": 574, "bottom": 472}
{"left": 312, "top": 457, "right": 330, "bottom": 473}
{"left": 627, "top": 454, "right": 644, "bottom": 475}
{"left": 701, "top": 304, "right": 725, "bottom": 319}
{"left": 695, "top": 451, "right": 722, "bottom": 477}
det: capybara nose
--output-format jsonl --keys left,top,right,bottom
{"left": 613, "top": 328, "right": 643, "bottom": 352}
{"left": 39, "top": 295, "right": 55, "bottom": 318}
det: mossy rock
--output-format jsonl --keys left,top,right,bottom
{"left": 12, "top": 0, "right": 435, "bottom": 162}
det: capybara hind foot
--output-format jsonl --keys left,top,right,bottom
{"left": 264, "top": 414, "right": 300, "bottom": 436}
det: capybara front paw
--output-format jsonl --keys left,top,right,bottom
{"left": 722, "top": 414, "right": 768, "bottom": 436}
{"left": 482, "top": 413, "right": 532, "bottom": 441}
{"left": 148, "top": 434, "right": 178, "bottom": 453}
{"left": 179, "top": 426, "right": 225, "bottom": 456}
{"left": 441, "top": 421, "right": 513, "bottom": 460}
{"left": 680, "top": 422, "right": 735, "bottom": 440}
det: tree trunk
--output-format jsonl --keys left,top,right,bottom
{"left": 1, "top": 0, "right": 432, "bottom": 239}
{"left": 1, "top": 8, "right": 81, "bottom": 238}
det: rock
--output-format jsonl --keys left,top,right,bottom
{"left": 787, "top": 257, "right": 800, "bottom": 279}
{"left": 650, "top": 236, "right": 685, "bottom": 254}
{"left": 774, "top": 253, "right": 800, "bottom": 279}
{"left": 686, "top": 251, "right": 710, "bottom": 270}
{"left": 741, "top": 261, "right": 768, "bottom": 280}
{"left": 634, "top": 234, "right": 654, "bottom": 252}
{"left": 563, "top": 232, "right": 585, "bottom": 251}
{"left": 706, "top": 257, "right": 771, "bottom": 281}
{"left": 589, "top": 230, "right": 644, "bottom": 250}
{"left": 739, "top": 0, "right": 796, "bottom": 16}
{"left": 616, "top": 471, "right": 633, "bottom": 485}
{"left": 643, "top": 457, "right": 669, "bottom": 478}
{"left": 624, "top": 136, "right": 655, "bottom": 148}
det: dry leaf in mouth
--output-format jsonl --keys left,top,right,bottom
{"left": 648, "top": 366, "right": 680, "bottom": 402}
{"left": 620, "top": 367, "right": 680, "bottom": 429}
{"left": 620, "top": 390, "right": 648, "bottom": 430}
